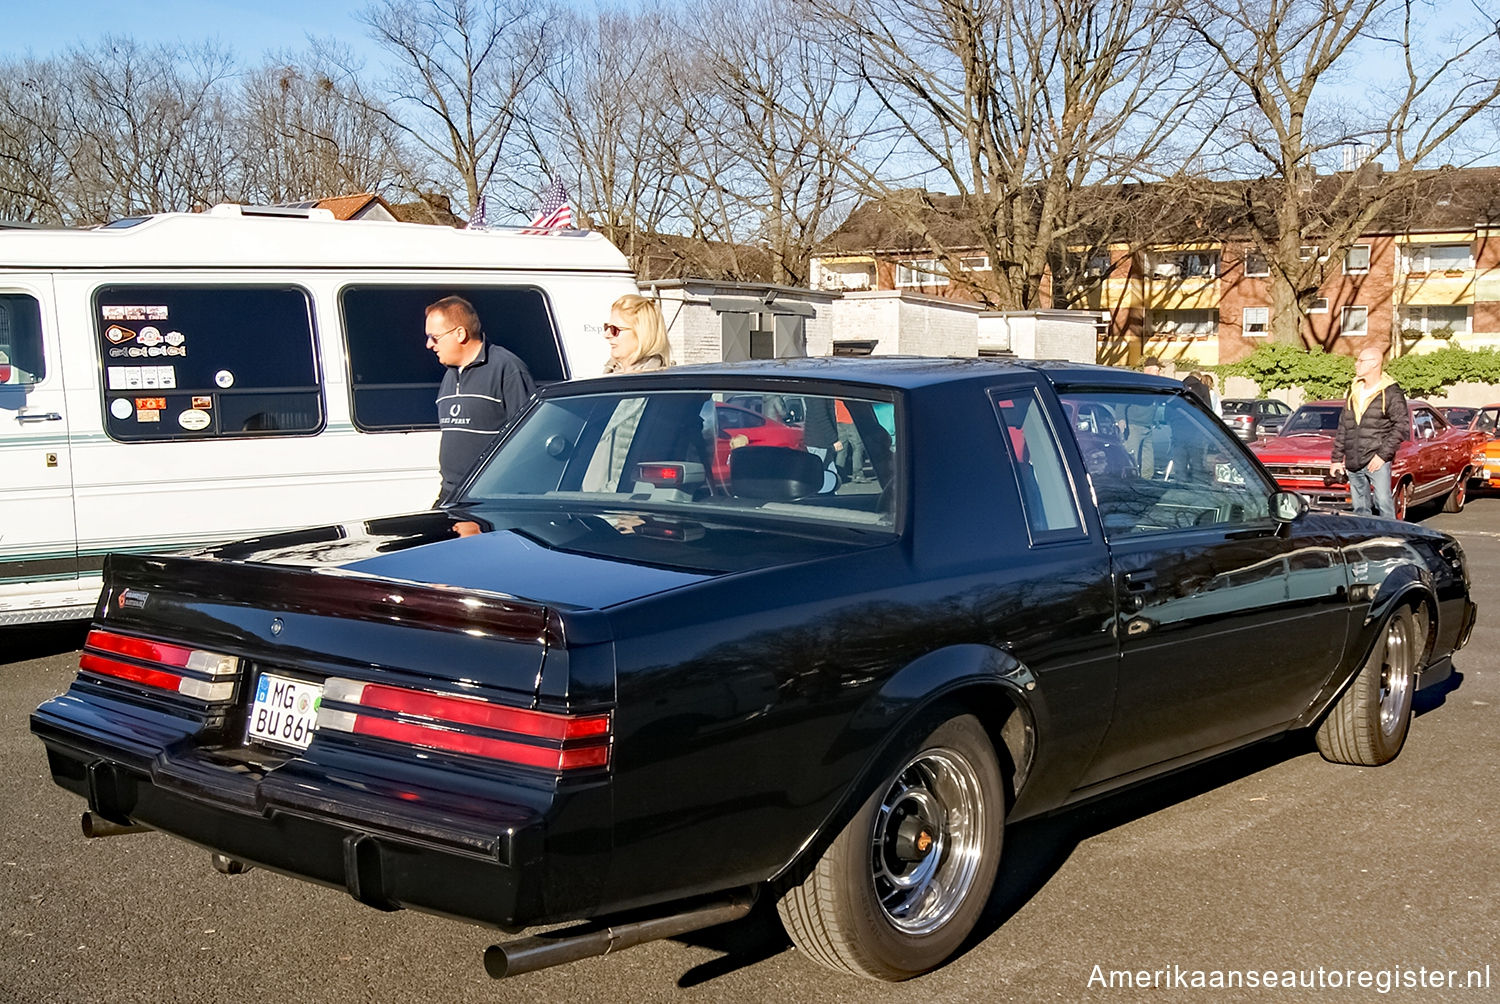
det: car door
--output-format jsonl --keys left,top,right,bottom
{"left": 1058, "top": 388, "right": 1350, "bottom": 786}
{"left": 0, "top": 278, "right": 78, "bottom": 599}
{"left": 1406, "top": 406, "right": 1447, "bottom": 496}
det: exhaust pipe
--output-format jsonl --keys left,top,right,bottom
{"left": 484, "top": 889, "right": 757, "bottom": 979}
{"left": 80, "top": 811, "right": 150, "bottom": 838}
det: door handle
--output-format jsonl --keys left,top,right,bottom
{"left": 1123, "top": 570, "right": 1156, "bottom": 591}
{"left": 16, "top": 411, "right": 63, "bottom": 423}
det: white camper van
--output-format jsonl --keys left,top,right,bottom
{"left": 0, "top": 204, "right": 637, "bottom": 625}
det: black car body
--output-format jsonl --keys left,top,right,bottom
{"left": 32, "top": 359, "right": 1477, "bottom": 981}
{"left": 1221, "top": 397, "right": 1293, "bottom": 441}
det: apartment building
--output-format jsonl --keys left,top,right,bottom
{"left": 809, "top": 167, "right": 1500, "bottom": 365}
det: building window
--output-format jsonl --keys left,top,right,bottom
{"left": 1340, "top": 305, "right": 1369, "bottom": 336}
{"left": 1400, "top": 305, "right": 1470, "bottom": 337}
{"left": 1244, "top": 249, "right": 1269, "bottom": 277}
{"left": 749, "top": 312, "right": 775, "bottom": 359}
{"left": 1150, "top": 250, "right": 1218, "bottom": 279}
{"left": 1308, "top": 297, "right": 1329, "bottom": 314}
{"left": 1344, "top": 244, "right": 1371, "bottom": 274}
{"left": 1298, "top": 245, "right": 1326, "bottom": 261}
{"left": 1402, "top": 243, "right": 1473, "bottom": 273}
{"left": 1083, "top": 252, "right": 1112, "bottom": 277}
{"left": 959, "top": 255, "right": 991, "bottom": 272}
{"left": 896, "top": 259, "right": 949, "bottom": 286}
{"left": 1152, "top": 309, "right": 1218, "bottom": 339}
{"left": 1243, "top": 307, "right": 1270, "bottom": 336}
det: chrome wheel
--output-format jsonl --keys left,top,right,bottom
{"left": 870, "top": 748, "right": 986, "bottom": 935}
{"left": 1378, "top": 615, "right": 1415, "bottom": 738}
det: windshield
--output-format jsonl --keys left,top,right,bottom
{"left": 1280, "top": 405, "right": 1342, "bottom": 434}
{"left": 464, "top": 388, "right": 899, "bottom": 532}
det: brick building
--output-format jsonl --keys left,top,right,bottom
{"left": 810, "top": 167, "right": 1500, "bottom": 366}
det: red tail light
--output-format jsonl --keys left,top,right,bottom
{"left": 80, "top": 629, "right": 241, "bottom": 702}
{"left": 0, "top": 362, "right": 10, "bottom": 383}
{"left": 317, "top": 678, "right": 611, "bottom": 771}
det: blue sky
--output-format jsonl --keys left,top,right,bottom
{"left": 4, "top": 1, "right": 376, "bottom": 62}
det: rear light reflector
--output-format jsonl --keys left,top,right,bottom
{"left": 80, "top": 629, "right": 240, "bottom": 702}
{"left": 318, "top": 678, "right": 611, "bottom": 771}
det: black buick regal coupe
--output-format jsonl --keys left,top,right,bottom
{"left": 32, "top": 358, "right": 1476, "bottom": 982}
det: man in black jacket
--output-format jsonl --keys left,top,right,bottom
{"left": 1331, "top": 345, "right": 1409, "bottom": 517}
{"left": 426, "top": 295, "right": 535, "bottom": 501}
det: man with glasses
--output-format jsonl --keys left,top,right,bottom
{"left": 426, "top": 295, "right": 535, "bottom": 502}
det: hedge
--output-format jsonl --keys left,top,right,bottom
{"left": 1208, "top": 344, "right": 1500, "bottom": 400}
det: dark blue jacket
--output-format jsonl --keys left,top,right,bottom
{"left": 437, "top": 341, "right": 535, "bottom": 497}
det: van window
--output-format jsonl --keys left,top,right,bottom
{"left": 341, "top": 285, "right": 567, "bottom": 432}
{"left": 96, "top": 285, "right": 321, "bottom": 441}
{"left": 0, "top": 294, "right": 45, "bottom": 385}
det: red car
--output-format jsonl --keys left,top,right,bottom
{"left": 712, "top": 402, "right": 804, "bottom": 482}
{"left": 1249, "top": 399, "right": 1483, "bottom": 519}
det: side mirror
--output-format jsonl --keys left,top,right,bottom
{"left": 1271, "top": 490, "right": 1308, "bottom": 523}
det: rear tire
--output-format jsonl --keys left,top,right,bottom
{"left": 1315, "top": 607, "right": 1419, "bottom": 766}
{"left": 776, "top": 714, "right": 1005, "bottom": 980}
{"left": 1443, "top": 471, "right": 1468, "bottom": 513}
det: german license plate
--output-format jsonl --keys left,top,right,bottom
{"left": 246, "top": 672, "right": 322, "bottom": 750}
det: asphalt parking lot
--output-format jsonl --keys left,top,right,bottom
{"left": 3, "top": 499, "right": 1498, "bottom": 1003}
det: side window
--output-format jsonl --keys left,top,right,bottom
{"left": 1412, "top": 409, "right": 1436, "bottom": 440}
{"left": 992, "top": 389, "right": 1083, "bottom": 539}
{"left": 0, "top": 294, "right": 45, "bottom": 385}
{"left": 96, "top": 286, "right": 321, "bottom": 441}
{"left": 1061, "top": 390, "right": 1273, "bottom": 538}
{"left": 341, "top": 285, "right": 566, "bottom": 431}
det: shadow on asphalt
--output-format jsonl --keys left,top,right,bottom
{"left": 3, "top": 622, "right": 88, "bottom": 666}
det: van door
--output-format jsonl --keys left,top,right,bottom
{"left": 0, "top": 278, "right": 78, "bottom": 619}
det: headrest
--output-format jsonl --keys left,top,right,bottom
{"left": 728, "top": 446, "right": 826, "bottom": 501}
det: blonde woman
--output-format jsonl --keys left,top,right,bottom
{"left": 584, "top": 294, "right": 673, "bottom": 489}
{"left": 603, "top": 294, "right": 673, "bottom": 373}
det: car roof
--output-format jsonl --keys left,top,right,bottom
{"left": 549, "top": 356, "right": 1176, "bottom": 394}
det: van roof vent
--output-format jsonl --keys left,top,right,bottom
{"left": 208, "top": 203, "right": 336, "bottom": 221}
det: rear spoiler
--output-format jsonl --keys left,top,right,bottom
{"left": 99, "top": 552, "right": 556, "bottom": 645}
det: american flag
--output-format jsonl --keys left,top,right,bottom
{"left": 465, "top": 194, "right": 487, "bottom": 230}
{"left": 522, "top": 179, "right": 573, "bottom": 233}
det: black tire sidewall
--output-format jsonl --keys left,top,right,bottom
{"left": 829, "top": 713, "right": 1006, "bottom": 979}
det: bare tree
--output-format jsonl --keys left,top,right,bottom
{"left": 810, "top": 0, "right": 1207, "bottom": 309}
{"left": 670, "top": 0, "right": 860, "bottom": 285}
{"left": 1181, "top": 0, "right": 1500, "bottom": 344}
{"left": 239, "top": 47, "right": 413, "bottom": 204}
{"left": 54, "top": 37, "right": 238, "bottom": 222}
{"left": 535, "top": 5, "right": 688, "bottom": 268}
{"left": 358, "top": 0, "right": 555, "bottom": 219}
{"left": 0, "top": 58, "right": 70, "bottom": 224}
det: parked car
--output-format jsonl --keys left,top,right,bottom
{"left": 1220, "top": 397, "right": 1293, "bottom": 440}
{"left": 1465, "top": 403, "right": 1500, "bottom": 490}
{"left": 32, "top": 360, "right": 1476, "bottom": 983}
{"left": 1249, "top": 399, "right": 1485, "bottom": 519}
{"left": 1442, "top": 406, "right": 1479, "bottom": 429}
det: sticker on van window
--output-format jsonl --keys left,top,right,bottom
{"left": 192, "top": 395, "right": 212, "bottom": 409}
{"left": 105, "top": 325, "right": 136, "bottom": 345}
{"left": 165, "top": 331, "right": 185, "bottom": 347}
{"left": 110, "top": 399, "right": 133, "bottom": 420}
{"left": 178, "top": 409, "right": 210, "bottom": 431}
{"left": 141, "top": 368, "right": 159, "bottom": 388}
{"left": 102, "top": 305, "right": 168, "bottom": 321}
{"left": 215, "top": 370, "right": 234, "bottom": 388}
{"left": 137, "top": 409, "right": 160, "bottom": 423}
{"left": 157, "top": 366, "right": 176, "bottom": 389}
{"left": 135, "top": 397, "right": 166, "bottom": 411}
{"left": 138, "top": 326, "right": 163, "bottom": 347}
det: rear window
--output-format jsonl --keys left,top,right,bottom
{"left": 95, "top": 285, "right": 321, "bottom": 441}
{"left": 341, "top": 285, "right": 566, "bottom": 431}
{"left": 465, "top": 388, "right": 898, "bottom": 532}
{"left": 1221, "top": 401, "right": 1252, "bottom": 415}
{"left": 1282, "top": 405, "right": 1342, "bottom": 434}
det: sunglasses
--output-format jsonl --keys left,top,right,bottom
{"left": 425, "top": 325, "right": 461, "bottom": 344}
{"left": 604, "top": 323, "right": 633, "bottom": 338}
